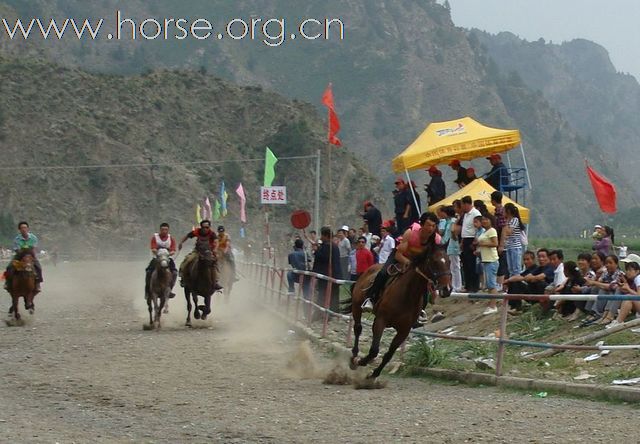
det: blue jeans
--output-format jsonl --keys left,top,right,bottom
{"left": 506, "top": 247, "right": 523, "bottom": 277}
{"left": 482, "top": 261, "right": 500, "bottom": 291}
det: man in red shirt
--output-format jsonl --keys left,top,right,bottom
{"left": 178, "top": 220, "right": 222, "bottom": 291}
{"left": 354, "top": 236, "right": 375, "bottom": 280}
{"left": 145, "top": 222, "right": 178, "bottom": 299}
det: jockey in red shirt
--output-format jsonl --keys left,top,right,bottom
{"left": 145, "top": 222, "right": 178, "bottom": 299}
{"left": 178, "top": 220, "right": 223, "bottom": 291}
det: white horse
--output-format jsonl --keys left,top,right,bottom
{"left": 147, "top": 249, "right": 172, "bottom": 329}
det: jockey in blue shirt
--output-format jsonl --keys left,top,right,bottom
{"left": 4, "top": 221, "right": 43, "bottom": 292}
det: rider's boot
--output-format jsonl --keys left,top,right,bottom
{"left": 361, "top": 269, "right": 388, "bottom": 312}
{"left": 168, "top": 270, "right": 178, "bottom": 298}
{"left": 34, "top": 281, "right": 41, "bottom": 293}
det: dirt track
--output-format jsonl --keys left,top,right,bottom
{"left": 1, "top": 262, "right": 638, "bottom": 443}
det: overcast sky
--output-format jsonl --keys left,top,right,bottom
{"left": 448, "top": 0, "right": 640, "bottom": 80}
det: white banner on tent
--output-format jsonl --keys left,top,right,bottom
{"left": 261, "top": 186, "right": 287, "bottom": 205}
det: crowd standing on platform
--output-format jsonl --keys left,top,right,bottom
{"left": 282, "top": 155, "right": 636, "bottom": 330}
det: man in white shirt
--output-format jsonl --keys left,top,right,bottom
{"left": 336, "top": 226, "right": 352, "bottom": 280}
{"left": 547, "top": 249, "right": 566, "bottom": 292}
{"left": 377, "top": 225, "right": 396, "bottom": 264}
{"left": 460, "top": 196, "right": 481, "bottom": 292}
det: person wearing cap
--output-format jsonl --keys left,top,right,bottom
{"left": 407, "top": 180, "right": 422, "bottom": 227}
{"left": 393, "top": 178, "right": 411, "bottom": 234}
{"left": 485, "top": 153, "right": 510, "bottom": 191}
{"left": 217, "top": 225, "right": 239, "bottom": 282}
{"left": 448, "top": 160, "right": 468, "bottom": 189}
{"left": 610, "top": 254, "right": 640, "bottom": 328}
{"left": 425, "top": 165, "right": 446, "bottom": 206}
{"left": 336, "top": 227, "right": 352, "bottom": 280}
{"left": 465, "top": 167, "right": 477, "bottom": 183}
{"left": 362, "top": 201, "right": 382, "bottom": 237}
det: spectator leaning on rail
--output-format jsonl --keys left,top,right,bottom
{"left": 448, "top": 159, "right": 468, "bottom": 189}
{"left": 312, "top": 227, "right": 342, "bottom": 314}
{"left": 485, "top": 153, "right": 510, "bottom": 191}
{"left": 287, "top": 239, "right": 309, "bottom": 296}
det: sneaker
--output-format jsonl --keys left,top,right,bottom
{"left": 430, "top": 311, "right": 446, "bottom": 323}
{"left": 418, "top": 310, "right": 429, "bottom": 323}
{"left": 482, "top": 306, "right": 498, "bottom": 315}
{"left": 361, "top": 298, "right": 374, "bottom": 312}
{"left": 605, "top": 320, "right": 621, "bottom": 330}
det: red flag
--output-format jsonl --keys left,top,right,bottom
{"left": 586, "top": 163, "right": 617, "bottom": 214}
{"left": 321, "top": 83, "right": 342, "bottom": 146}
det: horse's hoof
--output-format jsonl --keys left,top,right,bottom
{"left": 350, "top": 357, "right": 360, "bottom": 370}
{"left": 185, "top": 321, "right": 192, "bottom": 328}
{"left": 28, "top": 309, "right": 34, "bottom": 315}
{"left": 194, "top": 310, "right": 201, "bottom": 320}
{"left": 201, "top": 313, "right": 208, "bottom": 321}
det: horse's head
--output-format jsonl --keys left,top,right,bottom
{"left": 414, "top": 246, "right": 452, "bottom": 298}
{"left": 14, "top": 253, "right": 34, "bottom": 273}
{"left": 195, "top": 241, "right": 214, "bottom": 264}
{"left": 156, "top": 249, "right": 170, "bottom": 268}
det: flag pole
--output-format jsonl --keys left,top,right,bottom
{"left": 315, "top": 148, "right": 321, "bottom": 235}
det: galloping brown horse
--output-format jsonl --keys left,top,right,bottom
{"left": 7, "top": 253, "right": 38, "bottom": 322}
{"left": 181, "top": 241, "right": 218, "bottom": 327}
{"left": 347, "top": 246, "right": 451, "bottom": 379}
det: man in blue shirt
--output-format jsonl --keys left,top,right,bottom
{"left": 5, "top": 221, "right": 43, "bottom": 292}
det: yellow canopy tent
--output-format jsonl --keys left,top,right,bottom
{"left": 428, "top": 178, "right": 530, "bottom": 223}
{"left": 392, "top": 117, "right": 521, "bottom": 173}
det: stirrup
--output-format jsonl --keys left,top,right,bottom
{"left": 418, "top": 310, "right": 428, "bottom": 323}
{"left": 361, "top": 298, "right": 374, "bottom": 312}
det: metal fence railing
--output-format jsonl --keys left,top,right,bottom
{"left": 241, "top": 261, "right": 640, "bottom": 377}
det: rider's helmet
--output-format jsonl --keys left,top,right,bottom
{"left": 217, "top": 225, "right": 225, "bottom": 233}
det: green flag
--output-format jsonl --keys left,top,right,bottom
{"left": 264, "top": 147, "right": 278, "bottom": 187}
{"left": 213, "top": 199, "right": 221, "bottom": 221}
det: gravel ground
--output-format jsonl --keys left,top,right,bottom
{"left": 0, "top": 262, "right": 637, "bottom": 443}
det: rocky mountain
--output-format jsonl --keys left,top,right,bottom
{"left": 0, "top": 0, "right": 635, "bottom": 237}
{"left": 471, "top": 30, "right": 640, "bottom": 188}
{"left": 0, "top": 56, "right": 381, "bottom": 252}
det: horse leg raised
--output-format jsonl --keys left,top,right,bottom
{"left": 185, "top": 289, "right": 193, "bottom": 327}
{"left": 369, "top": 325, "right": 411, "bottom": 379}
{"left": 349, "top": 309, "right": 364, "bottom": 370}
{"left": 201, "top": 295, "right": 211, "bottom": 320}
{"left": 357, "top": 317, "right": 386, "bottom": 368}
{"left": 193, "top": 293, "right": 201, "bottom": 320}
{"left": 26, "top": 291, "right": 35, "bottom": 315}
